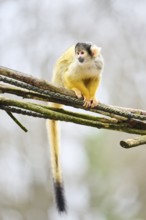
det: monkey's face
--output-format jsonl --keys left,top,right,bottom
{"left": 75, "top": 42, "right": 101, "bottom": 66}
{"left": 75, "top": 49, "right": 90, "bottom": 64}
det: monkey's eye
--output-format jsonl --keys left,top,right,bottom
{"left": 77, "top": 51, "right": 84, "bottom": 55}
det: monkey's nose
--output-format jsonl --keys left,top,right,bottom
{"left": 78, "top": 57, "right": 84, "bottom": 63}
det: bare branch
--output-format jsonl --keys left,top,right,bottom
{"left": 0, "top": 96, "right": 146, "bottom": 135}
{"left": 120, "top": 135, "right": 146, "bottom": 148}
{"left": 0, "top": 66, "right": 146, "bottom": 121}
{"left": 0, "top": 66, "right": 146, "bottom": 147}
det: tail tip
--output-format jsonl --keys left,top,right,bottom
{"left": 54, "top": 181, "right": 66, "bottom": 213}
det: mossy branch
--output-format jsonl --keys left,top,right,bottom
{"left": 0, "top": 66, "right": 146, "bottom": 148}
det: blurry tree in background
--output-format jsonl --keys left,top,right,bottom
{"left": 0, "top": 0, "right": 146, "bottom": 219}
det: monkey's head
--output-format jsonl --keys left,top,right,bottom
{"left": 75, "top": 42, "right": 101, "bottom": 65}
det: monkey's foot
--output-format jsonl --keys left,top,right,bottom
{"left": 90, "top": 98, "right": 99, "bottom": 108}
{"left": 72, "top": 88, "right": 82, "bottom": 99}
{"left": 83, "top": 99, "right": 91, "bottom": 108}
{"left": 83, "top": 97, "right": 99, "bottom": 108}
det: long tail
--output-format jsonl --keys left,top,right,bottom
{"left": 46, "top": 104, "right": 66, "bottom": 213}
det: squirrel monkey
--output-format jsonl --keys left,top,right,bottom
{"left": 47, "top": 42, "right": 104, "bottom": 212}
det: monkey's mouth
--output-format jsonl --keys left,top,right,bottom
{"left": 78, "top": 57, "right": 84, "bottom": 63}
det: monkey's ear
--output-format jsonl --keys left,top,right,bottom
{"left": 91, "top": 45, "right": 101, "bottom": 57}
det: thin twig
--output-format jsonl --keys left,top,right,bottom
{"left": 0, "top": 105, "right": 47, "bottom": 118}
{"left": 5, "top": 110, "right": 28, "bottom": 132}
{"left": 111, "top": 105, "right": 146, "bottom": 116}
{"left": 0, "top": 84, "right": 49, "bottom": 101}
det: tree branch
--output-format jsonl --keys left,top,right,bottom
{"left": 0, "top": 66, "right": 146, "bottom": 121}
{"left": 0, "top": 96, "right": 146, "bottom": 135}
{"left": 120, "top": 135, "right": 146, "bottom": 148}
{"left": 0, "top": 66, "right": 146, "bottom": 147}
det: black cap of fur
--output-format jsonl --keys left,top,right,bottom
{"left": 75, "top": 42, "right": 93, "bottom": 56}
{"left": 54, "top": 181, "right": 66, "bottom": 213}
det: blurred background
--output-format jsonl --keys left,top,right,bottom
{"left": 0, "top": 0, "right": 146, "bottom": 219}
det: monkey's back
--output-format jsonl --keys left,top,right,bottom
{"left": 52, "top": 45, "right": 75, "bottom": 86}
